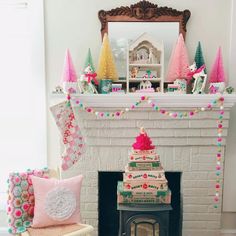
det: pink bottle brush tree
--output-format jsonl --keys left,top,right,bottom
{"left": 208, "top": 47, "right": 227, "bottom": 94}
{"left": 61, "top": 49, "right": 78, "bottom": 94}
{"left": 166, "top": 34, "right": 190, "bottom": 82}
{"left": 209, "top": 47, "right": 226, "bottom": 83}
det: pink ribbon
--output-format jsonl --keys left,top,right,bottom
{"left": 85, "top": 72, "right": 98, "bottom": 85}
{"left": 187, "top": 65, "right": 206, "bottom": 78}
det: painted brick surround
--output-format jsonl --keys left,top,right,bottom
{"left": 60, "top": 103, "right": 231, "bottom": 236}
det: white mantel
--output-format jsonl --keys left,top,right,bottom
{"left": 68, "top": 94, "right": 236, "bottom": 108}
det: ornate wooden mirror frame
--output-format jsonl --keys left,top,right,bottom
{"left": 98, "top": 0, "right": 191, "bottom": 39}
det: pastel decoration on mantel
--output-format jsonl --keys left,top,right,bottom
{"left": 165, "top": 33, "right": 190, "bottom": 82}
{"left": 132, "top": 127, "right": 155, "bottom": 151}
{"left": 97, "top": 33, "right": 118, "bottom": 81}
{"left": 78, "top": 65, "right": 98, "bottom": 94}
{"left": 84, "top": 48, "right": 96, "bottom": 73}
{"left": 62, "top": 49, "right": 78, "bottom": 94}
{"left": 209, "top": 47, "right": 226, "bottom": 94}
{"left": 209, "top": 47, "right": 226, "bottom": 83}
{"left": 194, "top": 41, "right": 207, "bottom": 73}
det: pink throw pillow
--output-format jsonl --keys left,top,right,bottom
{"left": 31, "top": 175, "right": 83, "bottom": 228}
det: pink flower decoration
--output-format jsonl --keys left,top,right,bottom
{"left": 132, "top": 131, "right": 155, "bottom": 150}
{"left": 22, "top": 203, "right": 30, "bottom": 212}
{"left": 14, "top": 209, "right": 22, "bottom": 218}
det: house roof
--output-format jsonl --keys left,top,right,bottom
{"left": 129, "top": 32, "right": 163, "bottom": 51}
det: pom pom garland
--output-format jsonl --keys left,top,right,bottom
{"left": 70, "top": 95, "right": 225, "bottom": 208}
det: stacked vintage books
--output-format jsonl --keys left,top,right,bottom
{"left": 117, "top": 128, "right": 171, "bottom": 204}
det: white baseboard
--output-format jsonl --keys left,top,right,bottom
{"left": 0, "top": 227, "right": 9, "bottom": 236}
{"left": 221, "top": 229, "right": 236, "bottom": 235}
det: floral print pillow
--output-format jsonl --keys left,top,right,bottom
{"left": 7, "top": 168, "right": 49, "bottom": 234}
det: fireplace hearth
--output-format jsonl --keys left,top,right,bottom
{"left": 98, "top": 171, "right": 181, "bottom": 236}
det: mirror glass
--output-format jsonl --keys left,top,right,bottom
{"left": 109, "top": 22, "right": 179, "bottom": 80}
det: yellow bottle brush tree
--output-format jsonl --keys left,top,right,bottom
{"left": 97, "top": 33, "right": 118, "bottom": 81}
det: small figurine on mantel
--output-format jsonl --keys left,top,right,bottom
{"left": 78, "top": 65, "right": 98, "bottom": 94}
{"left": 187, "top": 62, "right": 207, "bottom": 94}
{"left": 130, "top": 67, "right": 139, "bottom": 78}
{"left": 142, "top": 70, "right": 156, "bottom": 79}
{"left": 136, "top": 81, "right": 155, "bottom": 93}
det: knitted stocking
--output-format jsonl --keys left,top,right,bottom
{"left": 50, "top": 101, "right": 85, "bottom": 170}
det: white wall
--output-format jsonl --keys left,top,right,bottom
{"left": 44, "top": 0, "right": 235, "bottom": 214}
{"left": 223, "top": 0, "right": 236, "bottom": 212}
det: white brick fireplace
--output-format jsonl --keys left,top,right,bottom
{"left": 58, "top": 94, "right": 236, "bottom": 236}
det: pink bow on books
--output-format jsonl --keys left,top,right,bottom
{"left": 85, "top": 72, "right": 98, "bottom": 85}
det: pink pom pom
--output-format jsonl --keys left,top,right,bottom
{"left": 220, "top": 111, "right": 224, "bottom": 115}
{"left": 115, "top": 112, "right": 120, "bottom": 117}
{"left": 219, "top": 97, "right": 224, "bottom": 102}
{"left": 131, "top": 105, "right": 135, "bottom": 109}
{"left": 141, "top": 96, "right": 146, "bottom": 101}
{"left": 75, "top": 100, "right": 80, "bottom": 104}
{"left": 217, "top": 138, "right": 222, "bottom": 142}
{"left": 214, "top": 196, "right": 219, "bottom": 202}
{"left": 218, "top": 124, "right": 223, "bottom": 128}
{"left": 216, "top": 165, "right": 221, "bottom": 170}
{"left": 207, "top": 104, "right": 212, "bottom": 109}
{"left": 67, "top": 94, "right": 71, "bottom": 100}
{"left": 216, "top": 183, "right": 220, "bottom": 189}
{"left": 87, "top": 108, "right": 92, "bottom": 112}
{"left": 151, "top": 103, "right": 155, "bottom": 107}
{"left": 217, "top": 153, "right": 221, "bottom": 157}
{"left": 189, "top": 111, "right": 194, "bottom": 116}
{"left": 160, "top": 109, "right": 166, "bottom": 114}
{"left": 172, "top": 113, "right": 178, "bottom": 118}
{"left": 100, "top": 113, "right": 104, "bottom": 117}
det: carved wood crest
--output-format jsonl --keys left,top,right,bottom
{"left": 98, "top": 0, "right": 191, "bottom": 39}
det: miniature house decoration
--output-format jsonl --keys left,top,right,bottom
{"left": 127, "top": 33, "right": 164, "bottom": 93}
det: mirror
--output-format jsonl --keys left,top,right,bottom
{"left": 108, "top": 22, "right": 179, "bottom": 79}
{"left": 98, "top": 0, "right": 191, "bottom": 91}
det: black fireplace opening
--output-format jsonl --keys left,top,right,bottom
{"left": 98, "top": 171, "right": 182, "bottom": 236}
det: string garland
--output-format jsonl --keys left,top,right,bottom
{"left": 69, "top": 94, "right": 225, "bottom": 208}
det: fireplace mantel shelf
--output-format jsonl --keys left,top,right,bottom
{"left": 54, "top": 94, "right": 236, "bottom": 108}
